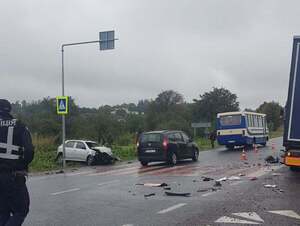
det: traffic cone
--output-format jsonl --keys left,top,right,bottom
{"left": 240, "top": 149, "right": 247, "bottom": 161}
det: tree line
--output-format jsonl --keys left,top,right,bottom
{"left": 10, "top": 87, "right": 283, "bottom": 146}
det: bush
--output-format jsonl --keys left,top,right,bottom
{"left": 29, "top": 135, "right": 59, "bottom": 172}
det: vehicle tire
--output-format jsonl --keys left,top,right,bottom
{"left": 168, "top": 152, "right": 177, "bottom": 166}
{"left": 226, "top": 145, "right": 234, "bottom": 150}
{"left": 86, "top": 155, "right": 94, "bottom": 166}
{"left": 192, "top": 149, "right": 199, "bottom": 162}
{"left": 56, "top": 154, "right": 63, "bottom": 165}
{"left": 140, "top": 161, "right": 148, "bottom": 166}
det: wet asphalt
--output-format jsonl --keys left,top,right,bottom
{"left": 23, "top": 137, "right": 300, "bottom": 226}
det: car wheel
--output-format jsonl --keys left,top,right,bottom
{"left": 56, "top": 154, "right": 63, "bottom": 165}
{"left": 140, "top": 161, "right": 148, "bottom": 166}
{"left": 168, "top": 152, "right": 177, "bottom": 166}
{"left": 86, "top": 155, "right": 94, "bottom": 166}
{"left": 192, "top": 149, "right": 199, "bottom": 162}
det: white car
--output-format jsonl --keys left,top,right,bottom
{"left": 56, "top": 140, "right": 116, "bottom": 165}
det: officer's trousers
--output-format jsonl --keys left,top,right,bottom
{"left": 0, "top": 173, "right": 29, "bottom": 226}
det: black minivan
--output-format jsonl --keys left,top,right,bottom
{"left": 137, "top": 130, "right": 199, "bottom": 166}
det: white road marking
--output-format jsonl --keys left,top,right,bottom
{"left": 51, "top": 188, "right": 80, "bottom": 196}
{"left": 157, "top": 203, "right": 187, "bottom": 214}
{"left": 122, "top": 224, "right": 134, "bottom": 226}
{"left": 98, "top": 180, "right": 120, "bottom": 187}
{"left": 232, "top": 212, "right": 264, "bottom": 222}
{"left": 268, "top": 210, "right": 300, "bottom": 220}
{"left": 215, "top": 216, "right": 261, "bottom": 224}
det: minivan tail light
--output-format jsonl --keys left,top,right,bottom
{"left": 163, "top": 138, "right": 168, "bottom": 151}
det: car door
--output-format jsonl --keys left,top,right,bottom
{"left": 181, "top": 132, "right": 193, "bottom": 157}
{"left": 74, "top": 141, "right": 88, "bottom": 161}
{"left": 174, "top": 132, "right": 187, "bottom": 158}
{"left": 65, "top": 141, "right": 76, "bottom": 160}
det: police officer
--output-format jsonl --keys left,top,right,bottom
{"left": 0, "top": 99, "right": 34, "bottom": 226}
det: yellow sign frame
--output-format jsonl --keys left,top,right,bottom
{"left": 56, "top": 96, "right": 69, "bottom": 115}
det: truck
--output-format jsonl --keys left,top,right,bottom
{"left": 282, "top": 36, "right": 300, "bottom": 170}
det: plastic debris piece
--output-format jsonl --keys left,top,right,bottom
{"left": 144, "top": 193, "right": 155, "bottom": 198}
{"left": 214, "top": 181, "right": 222, "bottom": 187}
{"left": 264, "top": 184, "right": 277, "bottom": 188}
{"left": 216, "top": 177, "right": 227, "bottom": 182}
{"left": 265, "top": 156, "right": 279, "bottom": 164}
{"left": 136, "top": 183, "right": 168, "bottom": 187}
{"left": 202, "top": 177, "right": 214, "bottom": 182}
{"left": 228, "top": 176, "right": 241, "bottom": 181}
{"left": 55, "top": 170, "right": 64, "bottom": 174}
{"left": 165, "top": 191, "right": 191, "bottom": 197}
{"left": 197, "top": 188, "right": 210, "bottom": 192}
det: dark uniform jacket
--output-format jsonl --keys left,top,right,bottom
{"left": 0, "top": 112, "right": 34, "bottom": 172}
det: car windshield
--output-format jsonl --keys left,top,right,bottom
{"left": 140, "top": 133, "right": 162, "bottom": 143}
{"left": 86, "top": 142, "right": 100, "bottom": 148}
{"left": 220, "top": 115, "right": 241, "bottom": 126}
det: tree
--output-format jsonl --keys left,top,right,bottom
{"left": 256, "top": 101, "right": 283, "bottom": 131}
{"left": 193, "top": 87, "right": 239, "bottom": 123}
{"left": 154, "top": 90, "right": 184, "bottom": 112}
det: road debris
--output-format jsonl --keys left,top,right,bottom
{"left": 165, "top": 191, "right": 191, "bottom": 197}
{"left": 214, "top": 181, "right": 222, "bottom": 187}
{"left": 228, "top": 176, "right": 241, "bottom": 181}
{"left": 55, "top": 170, "right": 64, "bottom": 174}
{"left": 272, "top": 173, "right": 282, "bottom": 176}
{"left": 264, "top": 184, "right": 277, "bottom": 188}
{"left": 164, "top": 187, "right": 171, "bottom": 190}
{"left": 197, "top": 187, "right": 220, "bottom": 193}
{"left": 216, "top": 177, "right": 227, "bottom": 182}
{"left": 265, "top": 156, "right": 279, "bottom": 164}
{"left": 239, "top": 173, "right": 246, "bottom": 177}
{"left": 144, "top": 193, "right": 155, "bottom": 198}
{"left": 136, "top": 183, "right": 168, "bottom": 187}
{"left": 202, "top": 177, "right": 214, "bottom": 182}
{"left": 250, "top": 177, "right": 257, "bottom": 181}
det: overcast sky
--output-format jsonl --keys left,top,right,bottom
{"left": 1, "top": 0, "right": 299, "bottom": 109}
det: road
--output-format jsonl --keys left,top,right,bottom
{"left": 24, "top": 137, "right": 300, "bottom": 226}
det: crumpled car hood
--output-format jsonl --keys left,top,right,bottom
{"left": 91, "top": 146, "right": 113, "bottom": 156}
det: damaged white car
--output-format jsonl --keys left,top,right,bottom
{"left": 56, "top": 140, "right": 117, "bottom": 165}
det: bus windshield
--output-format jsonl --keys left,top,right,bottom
{"left": 220, "top": 115, "right": 241, "bottom": 126}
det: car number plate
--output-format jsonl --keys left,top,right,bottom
{"left": 145, "top": 149, "right": 156, "bottom": 153}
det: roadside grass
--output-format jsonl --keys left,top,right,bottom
{"left": 270, "top": 126, "right": 284, "bottom": 139}
{"left": 195, "top": 137, "right": 218, "bottom": 150}
{"left": 112, "top": 144, "right": 137, "bottom": 161}
{"left": 29, "top": 136, "right": 59, "bottom": 172}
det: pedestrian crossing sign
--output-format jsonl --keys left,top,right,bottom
{"left": 56, "top": 96, "right": 68, "bottom": 115}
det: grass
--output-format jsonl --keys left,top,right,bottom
{"left": 270, "top": 126, "right": 284, "bottom": 139}
{"left": 112, "top": 144, "right": 137, "bottom": 161}
{"left": 29, "top": 136, "right": 59, "bottom": 172}
{"left": 195, "top": 137, "right": 218, "bottom": 150}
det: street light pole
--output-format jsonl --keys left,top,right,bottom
{"left": 60, "top": 32, "right": 117, "bottom": 170}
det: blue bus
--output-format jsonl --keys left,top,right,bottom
{"left": 216, "top": 111, "right": 269, "bottom": 149}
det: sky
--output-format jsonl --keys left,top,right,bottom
{"left": 1, "top": 0, "right": 299, "bottom": 109}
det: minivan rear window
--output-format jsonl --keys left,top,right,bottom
{"left": 140, "top": 133, "right": 162, "bottom": 143}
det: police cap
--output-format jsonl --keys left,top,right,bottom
{"left": 0, "top": 99, "right": 12, "bottom": 112}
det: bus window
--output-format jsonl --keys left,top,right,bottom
{"left": 220, "top": 115, "right": 241, "bottom": 126}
